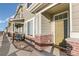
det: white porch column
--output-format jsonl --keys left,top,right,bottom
{"left": 38, "top": 13, "right": 41, "bottom": 36}
{"left": 70, "top": 3, "right": 72, "bottom": 38}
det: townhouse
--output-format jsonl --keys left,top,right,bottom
{"left": 23, "top": 3, "right": 53, "bottom": 52}
{"left": 67, "top": 4, "right": 79, "bottom": 56}
{"left": 23, "top": 3, "right": 69, "bottom": 54}
{"left": 8, "top": 4, "right": 26, "bottom": 36}
{"left": 7, "top": 18, "right": 14, "bottom": 36}
{"left": 23, "top": 3, "right": 79, "bottom": 56}
{"left": 13, "top": 4, "right": 25, "bottom": 34}
{"left": 7, "top": 3, "right": 79, "bottom": 56}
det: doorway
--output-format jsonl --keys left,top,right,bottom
{"left": 54, "top": 11, "right": 69, "bottom": 45}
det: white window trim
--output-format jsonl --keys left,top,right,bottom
{"left": 70, "top": 32, "right": 79, "bottom": 38}
{"left": 33, "top": 17, "right": 35, "bottom": 37}
{"left": 70, "top": 3, "right": 72, "bottom": 32}
{"left": 39, "top": 13, "right": 41, "bottom": 35}
{"left": 25, "top": 14, "right": 41, "bottom": 37}
{"left": 25, "top": 17, "right": 35, "bottom": 37}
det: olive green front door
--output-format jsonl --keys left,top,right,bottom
{"left": 55, "top": 20, "right": 64, "bottom": 45}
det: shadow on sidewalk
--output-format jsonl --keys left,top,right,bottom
{"left": 0, "top": 32, "right": 10, "bottom": 56}
{"left": 50, "top": 39, "right": 73, "bottom": 56}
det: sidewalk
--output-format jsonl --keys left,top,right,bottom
{"left": 7, "top": 39, "right": 53, "bottom": 56}
{"left": 6, "top": 34, "right": 53, "bottom": 56}
{"left": 0, "top": 32, "right": 68, "bottom": 56}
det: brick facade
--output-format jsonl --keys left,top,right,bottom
{"left": 35, "top": 34, "right": 52, "bottom": 44}
{"left": 26, "top": 34, "right": 53, "bottom": 51}
{"left": 66, "top": 38, "right": 79, "bottom": 56}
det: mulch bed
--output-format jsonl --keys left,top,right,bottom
{"left": 13, "top": 40, "right": 33, "bottom": 52}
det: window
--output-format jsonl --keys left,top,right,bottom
{"left": 59, "top": 14, "right": 63, "bottom": 19}
{"left": 63, "top": 13, "right": 67, "bottom": 18}
{"left": 26, "top": 17, "right": 39, "bottom": 36}
{"left": 55, "top": 16, "right": 58, "bottom": 20}
{"left": 64, "top": 20, "right": 68, "bottom": 39}
{"left": 27, "top": 20, "right": 33, "bottom": 35}
{"left": 55, "top": 12, "right": 68, "bottom": 20}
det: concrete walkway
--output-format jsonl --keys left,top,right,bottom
{"left": 0, "top": 32, "right": 53, "bottom": 56}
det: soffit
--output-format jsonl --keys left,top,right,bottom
{"left": 44, "top": 3, "right": 69, "bottom": 15}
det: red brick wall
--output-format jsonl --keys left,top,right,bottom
{"left": 35, "top": 34, "right": 52, "bottom": 44}
{"left": 66, "top": 39, "right": 79, "bottom": 56}
{"left": 26, "top": 34, "right": 53, "bottom": 51}
{"left": 40, "top": 34, "right": 53, "bottom": 44}
{"left": 26, "top": 35, "right": 79, "bottom": 55}
{"left": 34, "top": 34, "right": 53, "bottom": 51}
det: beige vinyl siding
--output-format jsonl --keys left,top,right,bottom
{"left": 23, "top": 10, "right": 35, "bottom": 21}
{"left": 41, "top": 14, "right": 51, "bottom": 35}
{"left": 72, "top": 3, "right": 79, "bottom": 32}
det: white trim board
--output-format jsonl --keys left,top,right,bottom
{"left": 70, "top": 3, "right": 72, "bottom": 32}
{"left": 70, "top": 32, "right": 79, "bottom": 38}
{"left": 25, "top": 17, "right": 35, "bottom": 37}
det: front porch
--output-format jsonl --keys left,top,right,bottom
{"left": 13, "top": 19, "right": 24, "bottom": 34}
{"left": 0, "top": 32, "right": 55, "bottom": 56}
{"left": 41, "top": 3, "right": 70, "bottom": 55}
{"left": 24, "top": 3, "right": 71, "bottom": 55}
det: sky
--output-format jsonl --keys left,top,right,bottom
{"left": 0, "top": 3, "right": 18, "bottom": 31}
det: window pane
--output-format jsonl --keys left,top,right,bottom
{"left": 64, "top": 20, "right": 68, "bottom": 39}
{"left": 28, "top": 20, "right": 33, "bottom": 35}
{"left": 63, "top": 13, "right": 67, "bottom": 18}
{"left": 55, "top": 16, "right": 58, "bottom": 20}
{"left": 59, "top": 14, "right": 63, "bottom": 19}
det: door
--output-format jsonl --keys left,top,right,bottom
{"left": 55, "top": 20, "right": 64, "bottom": 45}
{"left": 53, "top": 11, "right": 69, "bottom": 55}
